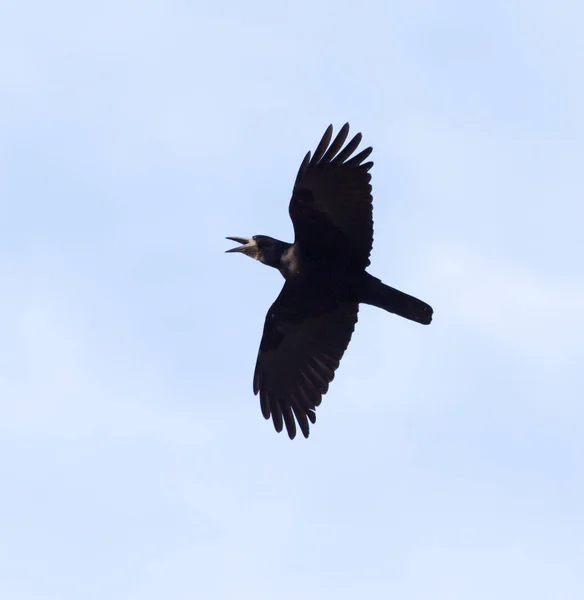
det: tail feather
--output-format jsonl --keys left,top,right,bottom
{"left": 361, "top": 274, "right": 433, "bottom": 325}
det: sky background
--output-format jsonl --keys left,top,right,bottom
{"left": 1, "top": 0, "right": 583, "bottom": 598}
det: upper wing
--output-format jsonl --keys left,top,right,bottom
{"left": 289, "top": 123, "right": 374, "bottom": 270}
{"left": 253, "top": 280, "right": 359, "bottom": 439}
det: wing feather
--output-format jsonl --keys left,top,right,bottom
{"left": 289, "top": 124, "right": 375, "bottom": 270}
{"left": 320, "top": 122, "right": 350, "bottom": 163}
{"left": 253, "top": 280, "right": 359, "bottom": 439}
{"left": 311, "top": 125, "right": 333, "bottom": 164}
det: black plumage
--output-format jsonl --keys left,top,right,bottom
{"left": 226, "top": 123, "right": 433, "bottom": 439}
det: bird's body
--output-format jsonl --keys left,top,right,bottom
{"left": 226, "top": 124, "right": 433, "bottom": 439}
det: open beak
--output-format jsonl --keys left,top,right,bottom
{"left": 225, "top": 236, "right": 253, "bottom": 253}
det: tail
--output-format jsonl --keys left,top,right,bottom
{"left": 360, "top": 273, "right": 433, "bottom": 325}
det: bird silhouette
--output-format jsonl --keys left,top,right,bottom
{"left": 226, "top": 123, "right": 433, "bottom": 439}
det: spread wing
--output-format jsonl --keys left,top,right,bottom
{"left": 289, "top": 123, "right": 374, "bottom": 271}
{"left": 253, "top": 280, "right": 359, "bottom": 439}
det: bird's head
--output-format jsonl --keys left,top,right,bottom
{"left": 225, "top": 235, "right": 289, "bottom": 268}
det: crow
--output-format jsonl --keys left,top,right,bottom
{"left": 226, "top": 123, "right": 433, "bottom": 438}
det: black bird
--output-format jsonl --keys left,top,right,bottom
{"left": 226, "top": 123, "right": 433, "bottom": 439}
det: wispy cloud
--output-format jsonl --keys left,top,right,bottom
{"left": 428, "top": 244, "right": 584, "bottom": 367}
{"left": 0, "top": 0, "right": 582, "bottom": 598}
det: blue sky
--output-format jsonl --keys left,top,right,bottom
{"left": 1, "top": 0, "right": 583, "bottom": 598}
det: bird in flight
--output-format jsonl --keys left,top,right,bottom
{"left": 226, "top": 123, "right": 433, "bottom": 439}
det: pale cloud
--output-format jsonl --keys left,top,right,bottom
{"left": 0, "top": 266, "right": 216, "bottom": 446}
{"left": 428, "top": 244, "right": 584, "bottom": 367}
{"left": 0, "top": 0, "right": 583, "bottom": 599}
